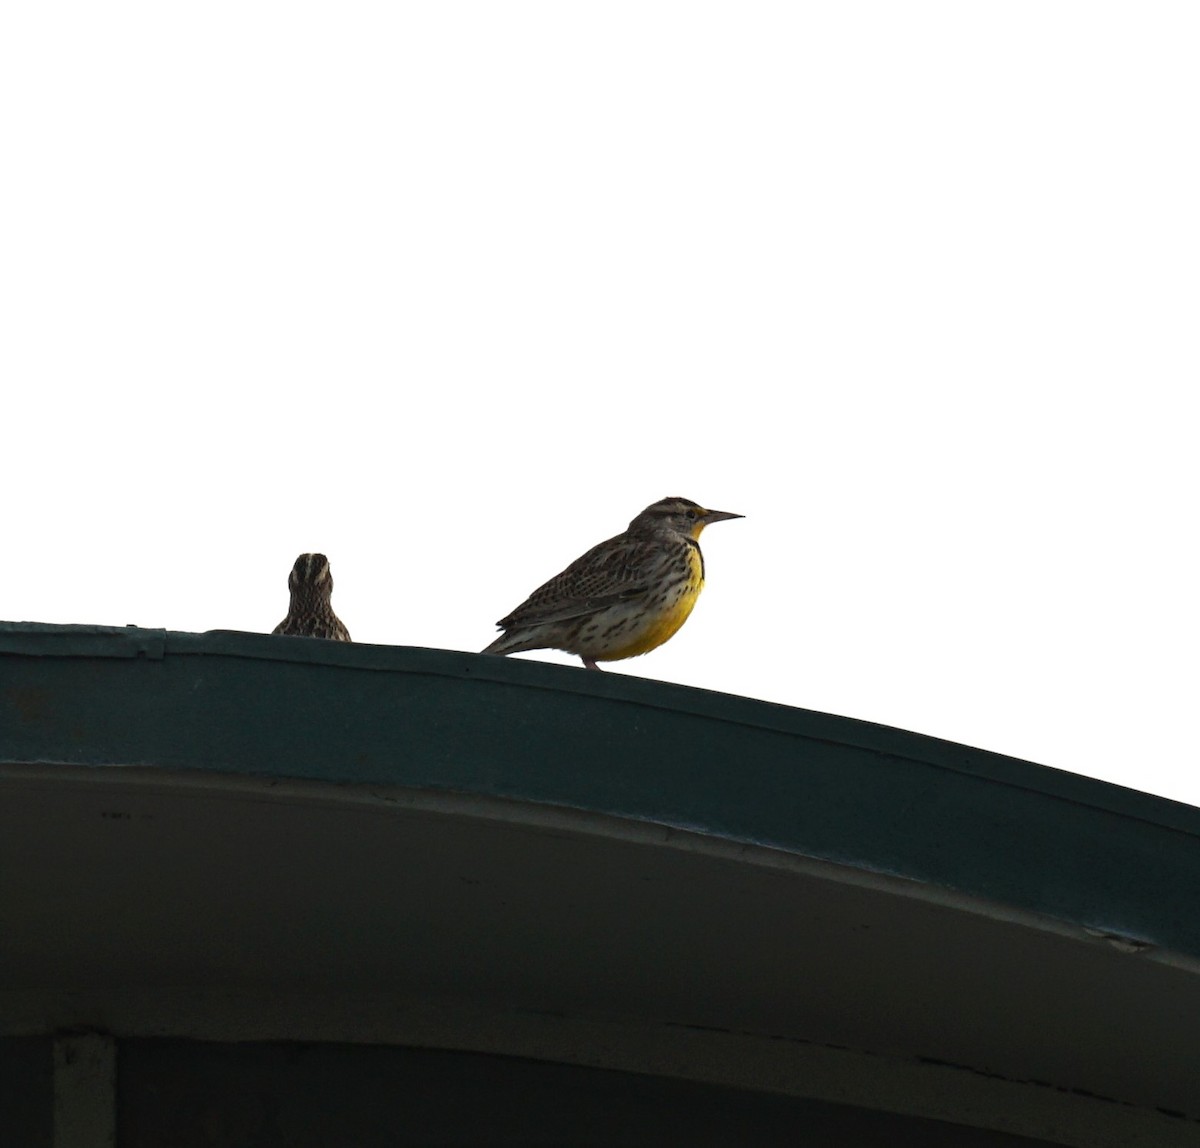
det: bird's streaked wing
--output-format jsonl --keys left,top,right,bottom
{"left": 497, "top": 534, "right": 655, "bottom": 629}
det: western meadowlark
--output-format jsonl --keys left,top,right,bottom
{"left": 273, "top": 553, "right": 352, "bottom": 642}
{"left": 482, "top": 496, "right": 742, "bottom": 670}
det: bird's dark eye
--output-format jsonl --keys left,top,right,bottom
{"left": 685, "top": 509, "right": 697, "bottom": 520}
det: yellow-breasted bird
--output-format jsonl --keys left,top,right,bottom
{"left": 273, "top": 553, "right": 351, "bottom": 642}
{"left": 482, "top": 496, "right": 742, "bottom": 670}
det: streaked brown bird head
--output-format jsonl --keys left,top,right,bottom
{"left": 287, "top": 552, "right": 334, "bottom": 598}
{"left": 628, "top": 496, "right": 743, "bottom": 541}
{"left": 274, "top": 552, "right": 350, "bottom": 641}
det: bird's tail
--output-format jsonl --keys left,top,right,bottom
{"left": 481, "top": 630, "right": 534, "bottom": 657}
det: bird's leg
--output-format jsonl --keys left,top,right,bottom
{"left": 581, "top": 656, "right": 602, "bottom": 671}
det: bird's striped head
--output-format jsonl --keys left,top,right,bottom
{"left": 287, "top": 553, "right": 334, "bottom": 595}
{"left": 629, "top": 497, "right": 743, "bottom": 540}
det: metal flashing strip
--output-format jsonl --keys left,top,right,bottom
{"left": 0, "top": 622, "right": 165, "bottom": 660}
{"left": 0, "top": 621, "right": 1189, "bottom": 829}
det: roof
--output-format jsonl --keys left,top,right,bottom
{"left": 2, "top": 622, "right": 1198, "bottom": 1145}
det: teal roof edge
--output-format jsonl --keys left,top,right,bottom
{"left": 3, "top": 621, "right": 1199, "bottom": 960}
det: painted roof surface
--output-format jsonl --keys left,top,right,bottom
{"left": 3, "top": 620, "right": 1197, "bottom": 962}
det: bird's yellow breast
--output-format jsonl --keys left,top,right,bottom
{"left": 598, "top": 544, "right": 705, "bottom": 662}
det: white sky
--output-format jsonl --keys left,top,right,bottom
{"left": 3, "top": 4, "right": 1197, "bottom": 807}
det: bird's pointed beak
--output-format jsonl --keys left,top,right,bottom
{"left": 701, "top": 508, "right": 743, "bottom": 525}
